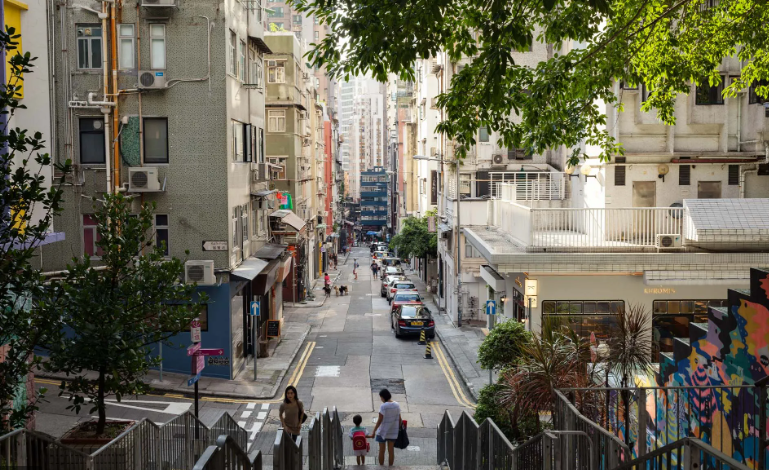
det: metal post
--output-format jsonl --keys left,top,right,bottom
{"left": 456, "top": 163, "right": 462, "bottom": 328}
{"left": 253, "top": 314, "right": 258, "bottom": 381}
{"left": 638, "top": 387, "right": 648, "bottom": 457}
{"left": 194, "top": 381, "right": 200, "bottom": 439}
{"left": 527, "top": 296, "right": 532, "bottom": 332}
{"left": 159, "top": 311, "right": 163, "bottom": 382}
{"left": 759, "top": 380, "right": 767, "bottom": 470}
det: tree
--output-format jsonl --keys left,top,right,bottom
{"left": 295, "top": 0, "right": 769, "bottom": 166}
{"left": 389, "top": 212, "right": 437, "bottom": 260}
{"left": 0, "top": 26, "right": 71, "bottom": 432}
{"left": 45, "top": 194, "right": 206, "bottom": 436}
{"left": 477, "top": 318, "right": 531, "bottom": 371}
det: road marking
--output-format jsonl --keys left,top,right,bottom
{"left": 249, "top": 421, "right": 263, "bottom": 441}
{"left": 261, "top": 403, "right": 269, "bottom": 410}
{"left": 247, "top": 402, "right": 256, "bottom": 410}
{"left": 433, "top": 342, "right": 476, "bottom": 409}
{"left": 94, "top": 398, "right": 191, "bottom": 415}
{"left": 241, "top": 411, "right": 252, "bottom": 419}
{"left": 257, "top": 411, "right": 267, "bottom": 420}
{"left": 238, "top": 421, "right": 247, "bottom": 428}
{"left": 315, "top": 365, "right": 340, "bottom": 377}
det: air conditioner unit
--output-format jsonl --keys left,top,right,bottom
{"left": 185, "top": 260, "right": 216, "bottom": 285}
{"left": 138, "top": 70, "right": 167, "bottom": 89}
{"left": 656, "top": 234, "right": 683, "bottom": 250}
{"left": 142, "top": 0, "right": 176, "bottom": 5}
{"left": 492, "top": 154, "right": 504, "bottom": 165}
{"left": 128, "top": 167, "right": 162, "bottom": 192}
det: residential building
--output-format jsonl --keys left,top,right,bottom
{"left": 42, "top": 0, "right": 280, "bottom": 380}
{"left": 360, "top": 167, "right": 388, "bottom": 236}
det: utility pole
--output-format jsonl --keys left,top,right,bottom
{"left": 455, "top": 163, "right": 462, "bottom": 328}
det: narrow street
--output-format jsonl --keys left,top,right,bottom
{"left": 35, "top": 246, "right": 474, "bottom": 466}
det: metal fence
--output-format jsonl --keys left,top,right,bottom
{"left": 307, "top": 413, "right": 321, "bottom": 470}
{"left": 273, "top": 428, "right": 303, "bottom": 470}
{"left": 0, "top": 410, "right": 246, "bottom": 470}
{"left": 192, "top": 435, "right": 263, "bottom": 470}
{"left": 321, "top": 406, "right": 344, "bottom": 470}
{"left": 613, "top": 437, "right": 751, "bottom": 470}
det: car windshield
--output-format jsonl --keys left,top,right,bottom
{"left": 394, "top": 293, "right": 421, "bottom": 302}
{"left": 394, "top": 284, "right": 415, "bottom": 289}
{"left": 400, "top": 306, "right": 428, "bottom": 318}
{"left": 386, "top": 267, "right": 400, "bottom": 272}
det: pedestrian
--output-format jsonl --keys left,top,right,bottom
{"left": 353, "top": 258, "right": 359, "bottom": 280}
{"left": 279, "top": 385, "right": 305, "bottom": 442}
{"left": 324, "top": 272, "right": 332, "bottom": 298}
{"left": 368, "top": 388, "right": 401, "bottom": 466}
{"left": 371, "top": 260, "right": 377, "bottom": 276}
{"left": 349, "top": 414, "right": 370, "bottom": 465}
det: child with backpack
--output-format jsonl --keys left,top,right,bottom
{"left": 349, "top": 414, "right": 369, "bottom": 465}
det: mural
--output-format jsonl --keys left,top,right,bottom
{"left": 649, "top": 268, "right": 769, "bottom": 467}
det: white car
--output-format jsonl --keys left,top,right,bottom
{"left": 387, "top": 281, "right": 418, "bottom": 303}
{"left": 381, "top": 275, "right": 406, "bottom": 297}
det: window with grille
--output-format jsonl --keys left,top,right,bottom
{"left": 614, "top": 165, "right": 626, "bottom": 186}
{"left": 695, "top": 76, "right": 725, "bottom": 105}
{"left": 679, "top": 165, "right": 691, "bottom": 185}
{"left": 149, "top": 24, "right": 166, "bottom": 70}
{"left": 749, "top": 80, "right": 768, "bottom": 105}
{"left": 155, "top": 214, "right": 169, "bottom": 256}
{"left": 77, "top": 25, "right": 102, "bottom": 69}
{"left": 728, "top": 165, "right": 739, "bottom": 185}
{"left": 79, "top": 118, "right": 106, "bottom": 164}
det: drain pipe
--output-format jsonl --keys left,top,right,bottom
{"left": 101, "top": 0, "right": 112, "bottom": 194}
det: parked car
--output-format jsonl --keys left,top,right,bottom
{"left": 390, "top": 291, "right": 423, "bottom": 315}
{"left": 381, "top": 275, "right": 406, "bottom": 297}
{"left": 382, "top": 266, "right": 404, "bottom": 280}
{"left": 392, "top": 305, "right": 435, "bottom": 339}
{"left": 381, "top": 257, "right": 402, "bottom": 268}
{"left": 387, "top": 281, "right": 418, "bottom": 303}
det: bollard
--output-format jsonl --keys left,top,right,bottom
{"left": 418, "top": 329, "right": 426, "bottom": 345}
{"left": 424, "top": 340, "right": 433, "bottom": 359}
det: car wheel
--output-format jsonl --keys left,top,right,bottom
{"left": 428, "top": 333, "right": 435, "bottom": 339}
{"left": 394, "top": 327, "right": 401, "bottom": 338}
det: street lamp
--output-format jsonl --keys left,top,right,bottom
{"left": 413, "top": 154, "right": 463, "bottom": 327}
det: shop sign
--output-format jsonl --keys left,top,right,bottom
{"left": 524, "top": 279, "right": 538, "bottom": 296}
{"left": 644, "top": 288, "right": 677, "bottom": 294}
{"left": 190, "top": 319, "right": 202, "bottom": 343}
{"left": 207, "top": 356, "right": 230, "bottom": 366}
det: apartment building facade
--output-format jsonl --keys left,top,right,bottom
{"left": 42, "top": 0, "right": 283, "bottom": 380}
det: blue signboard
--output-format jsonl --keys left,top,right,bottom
{"left": 187, "top": 372, "right": 202, "bottom": 387}
{"left": 486, "top": 300, "right": 496, "bottom": 316}
{"left": 250, "top": 301, "right": 260, "bottom": 317}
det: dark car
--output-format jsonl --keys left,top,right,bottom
{"left": 392, "top": 305, "right": 435, "bottom": 338}
{"left": 390, "top": 291, "right": 424, "bottom": 314}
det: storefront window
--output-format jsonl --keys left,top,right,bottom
{"left": 653, "top": 299, "right": 726, "bottom": 355}
{"left": 542, "top": 300, "right": 625, "bottom": 341}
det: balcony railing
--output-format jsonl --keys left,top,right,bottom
{"left": 492, "top": 199, "right": 685, "bottom": 251}
{"left": 491, "top": 174, "right": 568, "bottom": 200}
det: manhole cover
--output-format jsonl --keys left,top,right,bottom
{"left": 315, "top": 366, "right": 341, "bottom": 377}
{"left": 370, "top": 378, "right": 405, "bottom": 395}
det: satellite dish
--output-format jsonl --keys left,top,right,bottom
{"left": 658, "top": 164, "right": 670, "bottom": 176}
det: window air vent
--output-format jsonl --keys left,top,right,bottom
{"left": 679, "top": 165, "right": 691, "bottom": 186}
{"left": 728, "top": 165, "right": 739, "bottom": 185}
{"left": 615, "top": 165, "right": 626, "bottom": 186}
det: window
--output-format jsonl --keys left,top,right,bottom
{"left": 728, "top": 165, "right": 739, "bottom": 185}
{"left": 464, "top": 241, "right": 481, "bottom": 259}
{"left": 82, "top": 215, "right": 104, "bottom": 257}
{"left": 268, "top": 157, "right": 287, "bottom": 179}
{"left": 249, "top": 47, "right": 262, "bottom": 86}
{"left": 460, "top": 173, "right": 471, "bottom": 196}
{"left": 229, "top": 30, "right": 237, "bottom": 76}
{"left": 479, "top": 126, "right": 489, "bottom": 143}
{"left": 232, "top": 120, "right": 245, "bottom": 161}
{"left": 238, "top": 40, "right": 246, "bottom": 81}
{"left": 258, "top": 127, "right": 265, "bottom": 162}
{"left": 252, "top": 204, "right": 258, "bottom": 238}
{"left": 749, "top": 80, "right": 768, "bottom": 105}
{"left": 242, "top": 205, "right": 249, "bottom": 245}
{"left": 615, "top": 165, "right": 626, "bottom": 186}
{"left": 679, "top": 164, "right": 691, "bottom": 185}
{"left": 541, "top": 300, "right": 625, "bottom": 341}
{"left": 269, "top": 7, "right": 283, "bottom": 17}
{"left": 118, "top": 24, "right": 135, "bottom": 69}
{"left": 314, "top": 16, "right": 319, "bottom": 25}
{"left": 268, "top": 60, "right": 285, "bottom": 83}
{"left": 653, "top": 299, "right": 726, "bottom": 354}
{"left": 77, "top": 25, "right": 102, "bottom": 69}
{"left": 232, "top": 209, "right": 240, "bottom": 251}
{"left": 314, "top": 31, "right": 319, "bottom": 41}
{"left": 155, "top": 214, "right": 169, "bottom": 256}
{"left": 293, "top": 14, "right": 302, "bottom": 24}
{"left": 695, "top": 76, "right": 725, "bottom": 105}
{"left": 268, "top": 109, "right": 286, "bottom": 132}
{"left": 271, "top": 22, "right": 284, "bottom": 30}
{"left": 143, "top": 118, "right": 169, "bottom": 163}
{"left": 149, "top": 24, "right": 166, "bottom": 70}
{"left": 79, "top": 118, "right": 106, "bottom": 164}
{"left": 244, "top": 124, "right": 252, "bottom": 162}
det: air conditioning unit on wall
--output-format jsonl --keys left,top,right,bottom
{"left": 656, "top": 234, "right": 682, "bottom": 250}
{"left": 141, "top": 0, "right": 177, "bottom": 7}
{"left": 138, "top": 70, "right": 167, "bottom": 89}
{"left": 185, "top": 260, "right": 216, "bottom": 285}
{"left": 492, "top": 154, "right": 504, "bottom": 165}
{"left": 128, "top": 167, "right": 162, "bottom": 192}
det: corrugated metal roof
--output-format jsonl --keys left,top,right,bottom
{"left": 685, "top": 199, "right": 769, "bottom": 230}
{"left": 270, "top": 210, "right": 306, "bottom": 231}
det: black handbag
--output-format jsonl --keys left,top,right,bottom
{"left": 394, "top": 422, "right": 409, "bottom": 449}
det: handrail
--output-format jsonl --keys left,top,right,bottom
{"left": 274, "top": 428, "right": 302, "bottom": 470}
{"left": 613, "top": 437, "right": 751, "bottom": 470}
{"left": 191, "top": 434, "right": 263, "bottom": 470}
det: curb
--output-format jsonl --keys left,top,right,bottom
{"left": 36, "top": 324, "right": 312, "bottom": 401}
{"left": 434, "top": 325, "right": 481, "bottom": 402}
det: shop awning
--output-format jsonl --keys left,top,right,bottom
{"left": 254, "top": 243, "right": 288, "bottom": 260}
{"left": 252, "top": 189, "right": 276, "bottom": 198}
{"left": 270, "top": 209, "right": 306, "bottom": 231}
{"left": 254, "top": 258, "right": 281, "bottom": 296}
{"left": 231, "top": 257, "right": 269, "bottom": 281}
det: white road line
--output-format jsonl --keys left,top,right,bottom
{"left": 247, "top": 403, "right": 256, "bottom": 410}
{"left": 238, "top": 421, "right": 247, "bottom": 429}
{"left": 99, "top": 399, "right": 191, "bottom": 415}
{"left": 261, "top": 403, "right": 269, "bottom": 410}
{"left": 241, "top": 411, "right": 252, "bottom": 419}
{"left": 257, "top": 411, "right": 267, "bottom": 420}
{"left": 248, "top": 421, "right": 263, "bottom": 441}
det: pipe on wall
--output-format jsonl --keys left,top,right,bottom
{"left": 101, "top": 0, "right": 112, "bottom": 194}
{"left": 111, "top": 0, "right": 119, "bottom": 192}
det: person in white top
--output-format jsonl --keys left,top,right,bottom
{"left": 368, "top": 388, "right": 401, "bottom": 466}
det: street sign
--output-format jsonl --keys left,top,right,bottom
{"left": 190, "top": 319, "right": 202, "bottom": 343}
{"left": 202, "top": 241, "right": 228, "bottom": 251}
{"left": 187, "top": 343, "right": 201, "bottom": 356}
{"left": 250, "top": 301, "right": 260, "bottom": 317}
{"left": 485, "top": 300, "right": 496, "bottom": 316}
{"left": 192, "top": 355, "right": 205, "bottom": 374}
{"left": 197, "top": 348, "right": 225, "bottom": 356}
{"left": 187, "top": 372, "right": 202, "bottom": 387}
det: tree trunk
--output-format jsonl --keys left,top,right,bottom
{"left": 96, "top": 366, "right": 107, "bottom": 436}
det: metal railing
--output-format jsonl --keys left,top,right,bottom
{"left": 556, "top": 385, "right": 763, "bottom": 468}
{"left": 614, "top": 437, "right": 751, "bottom": 470}
{"left": 554, "top": 390, "right": 631, "bottom": 470}
{"left": 192, "top": 435, "right": 263, "bottom": 470}
{"left": 307, "top": 413, "right": 321, "bottom": 470}
{"left": 273, "top": 428, "right": 303, "bottom": 470}
{"left": 491, "top": 174, "right": 568, "bottom": 200}
{"left": 0, "top": 410, "right": 246, "bottom": 470}
{"left": 492, "top": 200, "right": 686, "bottom": 250}
{"left": 321, "top": 406, "right": 344, "bottom": 470}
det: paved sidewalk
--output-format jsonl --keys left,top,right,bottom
{"left": 407, "top": 271, "right": 490, "bottom": 401}
{"left": 290, "top": 251, "right": 351, "bottom": 308}
{"left": 37, "top": 322, "right": 310, "bottom": 400}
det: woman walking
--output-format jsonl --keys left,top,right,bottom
{"left": 279, "top": 385, "right": 305, "bottom": 442}
{"left": 368, "top": 388, "right": 401, "bottom": 466}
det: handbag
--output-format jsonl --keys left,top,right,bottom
{"left": 394, "top": 421, "right": 409, "bottom": 449}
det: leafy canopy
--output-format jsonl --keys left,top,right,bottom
{"left": 295, "top": 0, "right": 769, "bottom": 166}
{"left": 45, "top": 194, "right": 206, "bottom": 435}
{"left": 389, "top": 212, "right": 438, "bottom": 259}
{"left": 477, "top": 318, "right": 531, "bottom": 371}
{"left": 0, "top": 26, "right": 71, "bottom": 432}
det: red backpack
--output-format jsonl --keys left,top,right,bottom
{"left": 352, "top": 430, "right": 369, "bottom": 452}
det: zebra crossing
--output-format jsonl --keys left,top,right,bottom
{"left": 238, "top": 402, "right": 271, "bottom": 443}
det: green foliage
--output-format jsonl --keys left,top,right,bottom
{"left": 475, "top": 383, "right": 542, "bottom": 442}
{"left": 389, "top": 214, "right": 437, "bottom": 260}
{"left": 44, "top": 194, "right": 207, "bottom": 435}
{"left": 477, "top": 319, "right": 531, "bottom": 371}
{"left": 293, "top": 0, "right": 769, "bottom": 166}
{"left": 0, "top": 26, "right": 71, "bottom": 433}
